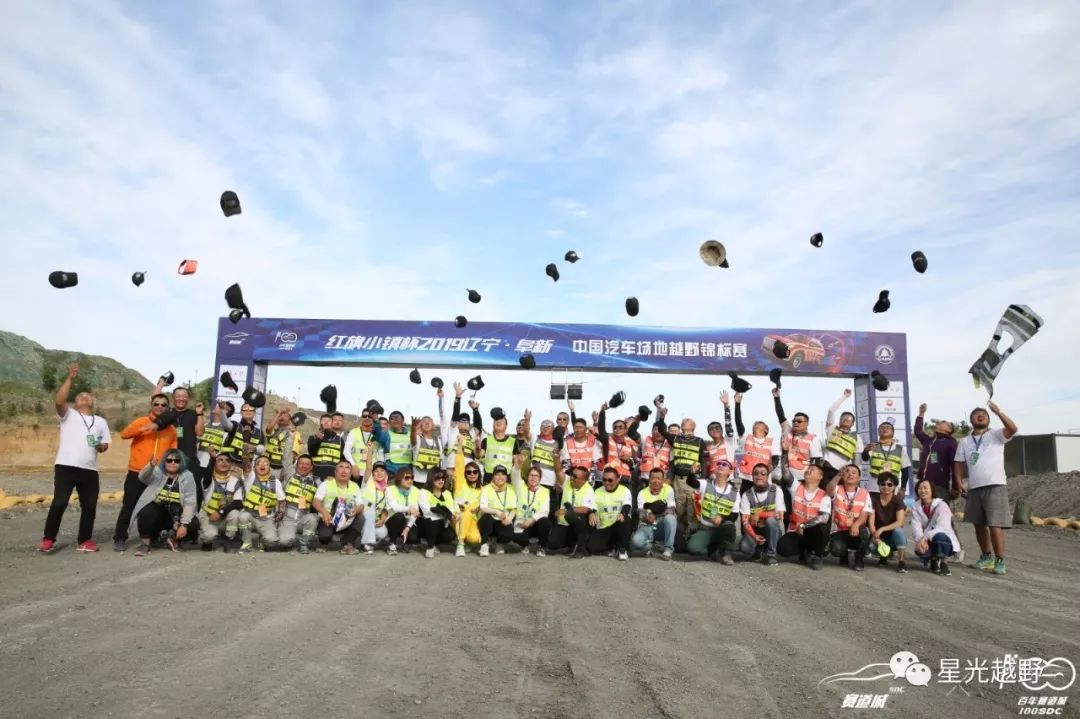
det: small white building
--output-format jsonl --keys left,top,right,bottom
{"left": 1004, "top": 433, "right": 1080, "bottom": 476}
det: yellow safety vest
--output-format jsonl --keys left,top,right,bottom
{"left": 482, "top": 435, "right": 517, "bottom": 474}
{"left": 242, "top": 478, "right": 280, "bottom": 512}
{"left": 265, "top": 430, "right": 287, "bottom": 466}
{"left": 198, "top": 424, "right": 227, "bottom": 454}
{"left": 699, "top": 480, "right": 738, "bottom": 522}
{"left": 745, "top": 486, "right": 778, "bottom": 528}
{"left": 155, "top": 478, "right": 182, "bottom": 506}
{"left": 414, "top": 436, "right": 442, "bottom": 469}
{"left": 480, "top": 484, "right": 517, "bottom": 513}
{"left": 869, "top": 444, "right": 904, "bottom": 477}
{"left": 594, "top": 486, "right": 630, "bottom": 529}
{"left": 517, "top": 487, "right": 550, "bottom": 522}
{"left": 532, "top": 439, "right": 558, "bottom": 469}
{"left": 222, "top": 425, "right": 263, "bottom": 460}
{"left": 558, "top": 482, "right": 594, "bottom": 527}
{"left": 347, "top": 429, "right": 378, "bottom": 473}
{"left": 446, "top": 433, "right": 476, "bottom": 459}
{"left": 420, "top": 488, "right": 456, "bottom": 515}
{"left": 387, "top": 430, "right": 412, "bottom": 466}
{"left": 283, "top": 475, "right": 319, "bottom": 509}
{"left": 202, "top": 478, "right": 233, "bottom": 514}
{"left": 639, "top": 484, "right": 675, "bottom": 513}
{"left": 825, "top": 428, "right": 858, "bottom": 461}
{"left": 671, "top": 437, "right": 699, "bottom": 471}
{"left": 313, "top": 436, "right": 343, "bottom": 466}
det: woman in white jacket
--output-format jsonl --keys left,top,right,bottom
{"left": 130, "top": 451, "right": 198, "bottom": 556}
{"left": 910, "top": 478, "right": 962, "bottom": 576}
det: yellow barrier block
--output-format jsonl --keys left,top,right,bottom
{"left": 1031, "top": 516, "right": 1046, "bottom": 526}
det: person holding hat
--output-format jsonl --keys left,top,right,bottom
{"left": 277, "top": 454, "right": 322, "bottom": 554}
{"left": 129, "top": 451, "right": 198, "bottom": 557}
{"left": 705, "top": 392, "right": 736, "bottom": 478}
{"left": 411, "top": 415, "right": 443, "bottom": 487}
{"left": 913, "top": 403, "right": 958, "bottom": 500}
{"left": 113, "top": 394, "right": 179, "bottom": 552}
{"left": 862, "top": 421, "right": 911, "bottom": 494}
{"left": 778, "top": 464, "right": 831, "bottom": 569}
{"left": 548, "top": 466, "right": 595, "bottom": 558}
{"left": 868, "top": 471, "right": 907, "bottom": 572}
{"left": 39, "top": 363, "right": 111, "bottom": 554}
{"left": 236, "top": 456, "right": 287, "bottom": 552}
{"left": 513, "top": 466, "right": 551, "bottom": 556}
{"left": 955, "top": 402, "right": 1016, "bottom": 576}
{"left": 587, "top": 467, "right": 634, "bottom": 560}
{"left": 685, "top": 461, "right": 740, "bottom": 564}
{"left": 739, "top": 463, "right": 785, "bottom": 565}
{"left": 418, "top": 468, "right": 457, "bottom": 558}
{"left": 560, "top": 416, "right": 602, "bottom": 490}
{"left": 264, "top": 407, "right": 302, "bottom": 482}
{"left": 477, "top": 406, "right": 521, "bottom": 484}
{"left": 774, "top": 388, "right": 821, "bottom": 487}
{"left": 639, "top": 423, "right": 672, "bottom": 482}
{"left": 344, "top": 411, "right": 383, "bottom": 483}
{"left": 308, "top": 413, "right": 346, "bottom": 480}
{"left": 220, "top": 403, "right": 264, "bottom": 469}
{"left": 359, "top": 457, "right": 391, "bottom": 553}
{"left": 156, "top": 386, "right": 203, "bottom": 508}
{"left": 197, "top": 453, "right": 244, "bottom": 551}
{"left": 597, "top": 401, "right": 639, "bottom": 485}
{"left": 828, "top": 464, "right": 872, "bottom": 571}
{"left": 438, "top": 383, "right": 480, "bottom": 470}
{"left": 372, "top": 410, "right": 415, "bottom": 477}
{"left": 529, "top": 418, "right": 564, "bottom": 497}
{"left": 312, "top": 460, "right": 366, "bottom": 554}
{"left": 196, "top": 400, "right": 234, "bottom": 491}
{"left": 632, "top": 468, "right": 680, "bottom": 560}
{"left": 653, "top": 400, "right": 707, "bottom": 546}
{"left": 821, "top": 389, "right": 863, "bottom": 490}
{"left": 477, "top": 465, "right": 517, "bottom": 556}
{"left": 454, "top": 456, "right": 484, "bottom": 557}
{"left": 733, "top": 393, "right": 777, "bottom": 494}
{"left": 514, "top": 412, "right": 534, "bottom": 468}
{"left": 384, "top": 468, "right": 421, "bottom": 554}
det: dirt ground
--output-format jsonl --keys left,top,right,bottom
{"left": 1, "top": 502, "right": 1078, "bottom": 719}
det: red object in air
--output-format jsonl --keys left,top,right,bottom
{"left": 177, "top": 260, "right": 198, "bottom": 275}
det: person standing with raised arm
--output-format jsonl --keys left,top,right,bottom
{"left": 653, "top": 398, "right": 706, "bottom": 545}
{"left": 913, "top": 403, "right": 957, "bottom": 500}
{"left": 822, "top": 388, "right": 863, "bottom": 490}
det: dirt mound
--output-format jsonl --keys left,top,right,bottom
{"left": 1009, "top": 471, "right": 1080, "bottom": 518}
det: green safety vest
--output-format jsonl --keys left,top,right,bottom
{"left": 558, "top": 483, "right": 594, "bottom": 526}
{"left": 531, "top": 438, "right": 558, "bottom": 469}
{"left": 361, "top": 482, "right": 388, "bottom": 514}
{"left": 594, "top": 486, "right": 631, "bottom": 529}
{"left": 313, "top": 436, "right": 343, "bottom": 466}
{"left": 639, "top": 484, "right": 675, "bottom": 513}
{"left": 155, "top": 478, "right": 182, "bottom": 506}
{"left": 825, "top": 428, "right": 858, "bottom": 461}
{"left": 483, "top": 435, "right": 517, "bottom": 474}
{"left": 414, "top": 436, "right": 442, "bottom": 469}
{"left": 481, "top": 484, "right": 517, "bottom": 513}
{"left": 869, "top": 443, "right": 904, "bottom": 477}
{"left": 265, "top": 430, "right": 287, "bottom": 466}
{"left": 387, "top": 484, "right": 419, "bottom": 512}
{"left": 242, "top": 478, "right": 280, "bottom": 512}
{"left": 202, "top": 478, "right": 233, "bottom": 514}
{"left": 699, "top": 480, "right": 738, "bottom": 522}
{"left": 198, "top": 424, "right": 227, "bottom": 454}
{"left": 387, "top": 430, "right": 412, "bottom": 466}
{"left": 222, "top": 425, "right": 263, "bottom": 461}
{"left": 745, "top": 486, "right": 777, "bottom": 528}
{"left": 347, "top": 429, "right": 378, "bottom": 473}
{"left": 671, "top": 437, "right": 699, "bottom": 472}
{"left": 420, "top": 488, "right": 456, "bottom": 515}
{"left": 517, "top": 487, "right": 550, "bottom": 522}
{"left": 283, "top": 475, "right": 319, "bottom": 508}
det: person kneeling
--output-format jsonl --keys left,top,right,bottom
{"left": 869, "top": 471, "right": 908, "bottom": 572}
{"left": 739, "top": 463, "right": 784, "bottom": 565}
{"left": 778, "top": 464, "right": 831, "bottom": 570}
{"left": 686, "top": 461, "right": 739, "bottom": 564}
{"left": 911, "top": 478, "right": 962, "bottom": 576}
{"left": 198, "top": 454, "right": 243, "bottom": 551}
{"left": 312, "top": 460, "right": 365, "bottom": 554}
{"left": 279, "top": 455, "right": 321, "bottom": 554}
{"left": 829, "top": 464, "right": 872, "bottom": 571}
{"left": 548, "top": 466, "right": 595, "bottom": 558}
{"left": 418, "top": 469, "right": 457, "bottom": 558}
{"left": 237, "top": 456, "right": 286, "bottom": 553}
{"left": 130, "top": 452, "right": 198, "bottom": 557}
{"left": 478, "top": 465, "right": 517, "bottom": 556}
{"left": 633, "top": 467, "right": 681, "bottom": 561}
{"left": 587, "top": 468, "right": 634, "bottom": 561}
{"left": 513, "top": 467, "right": 551, "bottom": 556}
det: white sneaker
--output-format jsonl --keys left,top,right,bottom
{"left": 535, "top": 547, "right": 546, "bottom": 557}
{"left": 387, "top": 543, "right": 397, "bottom": 556}
{"left": 455, "top": 544, "right": 466, "bottom": 557}
{"left": 479, "top": 543, "right": 490, "bottom": 557}
{"left": 495, "top": 544, "right": 505, "bottom": 555}
{"left": 362, "top": 544, "right": 374, "bottom": 555}
{"left": 607, "top": 549, "right": 616, "bottom": 558}
{"left": 617, "top": 550, "right": 629, "bottom": 561}
{"left": 433, "top": 546, "right": 440, "bottom": 556}
{"left": 424, "top": 547, "right": 436, "bottom": 559}
{"left": 662, "top": 549, "right": 673, "bottom": 561}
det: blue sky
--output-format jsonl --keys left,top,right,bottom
{"left": 2, "top": 1, "right": 1079, "bottom": 437}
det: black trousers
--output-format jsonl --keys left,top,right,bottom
{"left": 513, "top": 517, "right": 552, "bottom": 548}
{"left": 44, "top": 465, "right": 99, "bottom": 544}
{"left": 478, "top": 514, "right": 515, "bottom": 543}
{"left": 113, "top": 470, "right": 144, "bottom": 542}
{"left": 586, "top": 519, "right": 633, "bottom": 553}
{"left": 830, "top": 527, "right": 871, "bottom": 557}
{"left": 777, "top": 524, "right": 830, "bottom": 557}
{"left": 136, "top": 503, "right": 176, "bottom": 540}
{"left": 547, "top": 511, "right": 591, "bottom": 552}
{"left": 317, "top": 518, "right": 360, "bottom": 548}
{"left": 417, "top": 516, "right": 457, "bottom": 546}
{"left": 384, "top": 513, "right": 420, "bottom": 544}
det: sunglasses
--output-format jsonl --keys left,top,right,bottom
{"left": 881, "top": 481, "right": 896, "bottom": 487}
{"left": 165, "top": 457, "right": 182, "bottom": 464}
{"left": 402, "top": 475, "right": 414, "bottom": 480}
{"left": 152, "top": 402, "right": 169, "bottom": 408}
{"left": 792, "top": 418, "right": 806, "bottom": 423}
{"left": 604, "top": 477, "right": 619, "bottom": 482}
{"left": 752, "top": 471, "right": 769, "bottom": 476}
{"left": 465, "top": 469, "right": 480, "bottom": 475}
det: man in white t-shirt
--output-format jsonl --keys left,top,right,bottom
{"left": 40, "top": 363, "right": 111, "bottom": 553}
{"left": 953, "top": 402, "right": 1017, "bottom": 576}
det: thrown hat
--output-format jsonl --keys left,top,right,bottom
{"left": 564, "top": 250, "right": 580, "bottom": 263}
{"left": 769, "top": 368, "right": 782, "bottom": 387}
{"left": 871, "top": 370, "right": 890, "bottom": 392}
{"left": 772, "top": 339, "right": 791, "bottom": 360}
{"left": 873, "top": 290, "right": 891, "bottom": 313}
{"left": 409, "top": 368, "right": 422, "bottom": 384}
{"left": 654, "top": 394, "right": 665, "bottom": 405}
{"left": 291, "top": 411, "right": 307, "bottom": 426}
{"left": 219, "top": 371, "right": 239, "bottom": 393}
{"left": 729, "top": 371, "right": 752, "bottom": 393}
{"left": 519, "top": 353, "right": 536, "bottom": 370}
{"left": 911, "top": 251, "right": 928, "bottom": 274}
{"left": 228, "top": 309, "right": 245, "bottom": 324}
{"left": 320, "top": 384, "right": 337, "bottom": 414}
{"left": 467, "top": 375, "right": 485, "bottom": 392}
{"left": 490, "top": 407, "right": 506, "bottom": 421}
{"left": 430, "top": 377, "right": 444, "bottom": 389}
{"left": 699, "top": 240, "right": 729, "bottom": 268}
{"left": 48, "top": 271, "right": 78, "bottom": 289}
{"left": 160, "top": 371, "right": 175, "bottom": 387}
{"left": 225, "top": 283, "right": 251, "bottom": 320}
{"left": 625, "top": 297, "right": 639, "bottom": 317}
{"left": 810, "top": 232, "right": 824, "bottom": 248}
{"left": 454, "top": 315, "right": 468, "bottom": 328}
{"left": 242, "top": 386, "right": 266, "bottom": 408}
{"left": 637, "top": 405, "right": 652, "bottom": 421}
{"left": 131, "top": 272, "right": 146, "bottom": 287}
{"left": 177, "top": 259, "right": 198, "bottom": 275}
{"left": 221, "top": 400, "right": 236, "bottom": 417}
{"left": 220, "top": 190, "right": 242, "bottom": 217}
{"left": 467, "top": 289, "right": 481, "bottom": 303}
{"left": 545, "top": 263, "right": 560, "bottom": 282}
{"left": 608, "top": 391, "right": 626, "bottom": 409}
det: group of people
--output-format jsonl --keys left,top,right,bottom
{"left": 38, "top": 365, "right": 1018, "bottom": 576}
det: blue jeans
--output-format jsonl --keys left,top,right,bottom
{"left": 881, "top": 528, "right": 907, "bottom": 550}
{"left": 916, "top": 532, "right": 953, "bottom": 559}
{"left": 740, "top": 518, "right": 781, "bottom": 557}
{"left": 631, "top": 513, "right": 677, "bottom": 552}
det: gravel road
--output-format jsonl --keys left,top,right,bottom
{"left": 1, "top": 505, "right": 1077, "bottom": 719}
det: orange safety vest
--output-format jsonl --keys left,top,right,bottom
{"left": 789, "top": 483, "right": 827, "bottom": 530}
{"left": 707, "top": 441, "right": 729, "bottom": 475}
{"left": 738, "top": 436, "right": 774, "bottom": 477}
{"left": 640, "top": 436, "right": 671, "bottom": 473}
{"left": 565, "top": 435, "right": 598, "bottom": 471}
{"left": 605, "top": 435, "right": 638, "bottom": 478}
{"left": 786, "top": 432, "right": 816, "bottom": 471}
{"left": 832, "top": 486, "right": 870, "bottom": 531}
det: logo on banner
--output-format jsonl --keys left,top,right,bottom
{"left": 224, "top": 332, "right": 249, "bottom": 346}
{"left": 875, "top": 345, "right": 895, "bottom": 365}
{"left": 275, "top": 331, "right": 298, "bottom": 351}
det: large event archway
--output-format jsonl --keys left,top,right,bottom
{"left": 212, "top": 318, "right": 912, "bottom": 449}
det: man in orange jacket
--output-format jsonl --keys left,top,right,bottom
{"left": 112, "top": 393, "right": 178, "bottom": 551}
